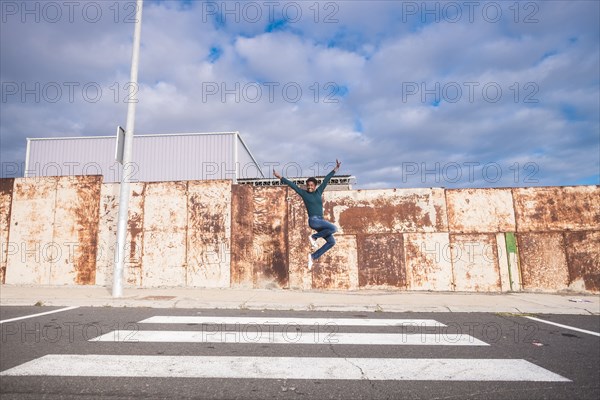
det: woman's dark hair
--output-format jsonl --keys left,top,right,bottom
{"left": 306, "top": 177, "right": 318, "bottom": 186}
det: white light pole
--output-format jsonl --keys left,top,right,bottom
{"left": 113, "top": 0, "right": 144, "bottom": 298}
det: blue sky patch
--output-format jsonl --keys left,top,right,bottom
{"left": 207, "top": 46, "right": 223, "bottom": 63}
{"left": 266, "top": 19, "right": 288, "bottom": 33}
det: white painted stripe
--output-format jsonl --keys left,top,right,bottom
{"left": 0, "top": 355, "right": 570, "bottom": 381}
{"left": 0, "top": 306, "right": 79, "bottom": 324}
{"left": 139, "top": 316, "right": 446, "bottom": 327}
{"left": 525, "top": 316, "right": 600, "bottom": 337}
{"left": 90, "top": 330, "right": 488, "bottom": 346}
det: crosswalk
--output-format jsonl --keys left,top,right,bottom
{"left": 0, "top": 314, "right": 571, "bottom": 382}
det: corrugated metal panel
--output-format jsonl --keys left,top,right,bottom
{"left": 450, "top": 234, "right": 501, "bottom": 292}
{"left": 5, "top": 177, "right": 58, "bottom": 284}
{"left": 26, "top": 136, "right": 112, "bottom": 182}
{"left": 26, "top": 132, "right": 262, "bottom": 183}
{"left": 518, "top": 232, "right": 570, "bottom": 292}
{"left": 312, "top": 235, "right": 358, "bottom": 290}
{"left": 404, "top": 233, "right": 453, "bottom": 291}
{"left": 513, "top": 186, "right": 600, "bottom": 231}
{"left": 0, "top": 178, "right": 15, "bottom": 284}
{"left": 95, "top": 182, "right": 145, "bottom": 286}
{"left": 446, "top": 188, "right": 515, "bottom": 233}
{"left": 325, "top": 188, "right": 448, "bottom": 234}
{"left": 141, "top": 181, "right": 188, "bottom": 287}
{"left": 186, "top": 180, "right": 231, "bottom": 287}
{"left": 357, "top": 234, "right": 405, "bottom": 288}
{"left": 140, "top": 133, "right": 234, "bottom": 182}
{"left": 564, "top": 231, "right": 600, "bottom": 292}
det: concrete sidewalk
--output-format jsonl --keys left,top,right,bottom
{"left": 0, "top": 285, "right": 598, "bottom": 314}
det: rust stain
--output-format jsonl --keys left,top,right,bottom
{"left": 339, "top": 203, "right": 427, "bottom": 232}
{"left": 327, "top": 191, "right": 445, "bottom": 234}
{"left": 287, "top": 190, "right": 314, "bottom": 290}
{"left": 450, "top": 233, "right": 501, "bottom": 292}
{"left": 403, "top": 233, "right": 454, "bottom": 292}
{"left": 311, "top": 235, "right": 357, "bottom": 290}
{"left": 513, "top": 186, "right": 600, "bottom": 232}
{"left": 446, "top": 188, "right": 515, "bottom": 233}
{"left": 127, "top": 183, "right": 146, "bottom": 285}
{"left": 140, "top": 181, "right": 188, "bottom": 287}
{"left": 231, "top": 185, "right": 254, "bottom": 287}
{"left": 357, "top": 233, "right": 405, "bottom": 288}
{"left": 252, "top": 187, "right": 288, "bottom": 288}
{"left": 72, "top": 176, "right": 102, "bottom": 285}
{"left": 0, "top": 178, "right": 15, "bottom": 284}
{"left": 564, "top": 231, "right": 600, "bottom": 292}
{"left": 14, "top": 177, "right": 53, "bottom": 199}
{"left": 7, "top": 178, "right": 59, "bottom": 284}
{"left": 189, "top": 193, "right": 224, "bottom": 238}
{"left": 517, "top": 232, "right": 570, "bottom": 291}
{"left": 185, "top": 180, "right": 231, "bottom": 287}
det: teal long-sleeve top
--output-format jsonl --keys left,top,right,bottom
{"left": 281, "top": 170, "right": 335, "bottom": 217}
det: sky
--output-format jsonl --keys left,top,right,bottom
{"left": 1, "top": 0, "right": 599, "bottom": 189}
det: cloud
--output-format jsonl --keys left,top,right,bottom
{"left": 1, "top": 0, "right": 598, "bottom": 189}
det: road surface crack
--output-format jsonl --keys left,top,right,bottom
{"left": 328, "top": 343, "right": 377, "bottom": 390}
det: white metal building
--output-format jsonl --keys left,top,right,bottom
{"left": 25, "top": 132, "right": 264, "bottom": 183}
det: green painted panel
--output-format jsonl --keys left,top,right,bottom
{"left": 505, "top": 232, "right": 517, "bottom": 254}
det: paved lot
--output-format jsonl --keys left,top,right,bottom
{"left": 1, "top": 306, "right": 598, "bottom": 399}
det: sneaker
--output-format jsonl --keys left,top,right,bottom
{"left": 307, "top": 253, "right": 313, "bottom": 271}
{"left": 308, "top": 234, "right": 318, "bottom": 251}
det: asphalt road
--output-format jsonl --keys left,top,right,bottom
{"left": 0, "top": 306, "right": 598, "bottom": 399}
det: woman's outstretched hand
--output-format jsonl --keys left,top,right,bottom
{"left": 334, "top": 159, "right": 342, "bottom": 172}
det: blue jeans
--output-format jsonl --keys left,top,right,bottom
{"left": 308, "top": 216, "right": 338, "bottom": 260}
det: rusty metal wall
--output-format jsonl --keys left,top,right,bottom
{"left": 512, "top": 186, "right": 599, "bottom": 293}
{"left": 50, "top": 176, "right": 101, "bottom": 285}
{"left": 326, "top": 188, "right": 448, "bottom": 234}
{"left": 141, "top": 181, "right": 188, "bottom": 287}
{"left": 357, "top": 234, "right": 405, "bottom": 289}
{"left": 5, "top": 176, "right": 101, "bottom": 285}
{"left": 450, "top": 233, "right": 501, "bottom": 292}
{"left": 96, "top": 180, "right": 232, "bottom": 288}
{"left": 311, "top": 188, "right": 447, "bottom": 291}
{"left": 518, "top": 232, "right": 570, "bottom": 292}
{"left": 230, "top": 186, "right": 289, "bottom": 289}
{"left": 288, "top": 189, "right": 361, "bottom": 290}
{"left": 513, "top": 186, "right": 600, "bottom": 231}
{"left": 95, "top": 182, "right": 146, "bottom": 287}
{"left": 446, "top": 188, "right": 515, "bottom": 233}
{"left": 404, "top": 233, "right": 453, "bottom": 291}
{"left": 287, "top": 189, "right": 312, "bottom": 290}
{"left": 1, "top": 178, "right": 598, "bottom": 293}
{"left": 251, "top": 187, "right": 289, "bottom": 288}
{"left": 230, "top": 185, "right": 254, "bottom": 287}
{"left": 564, "top": 231, "right": 600, "bottom": 292}
{"left": 5, "top": 177, "right": 57, "bottom": 284}
{"left": 312, "top": 235, "right": 359, "bottom": 290}
{"left": 0, "top": 179, "right": 15, "bottom": 284}
{"left": 186, "top": 180, "right": 231, "bottom": 287}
